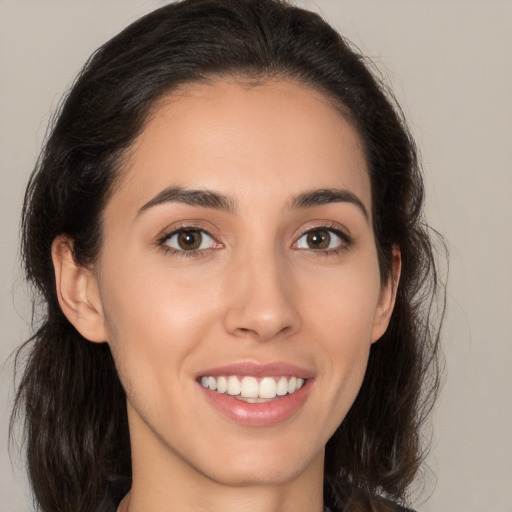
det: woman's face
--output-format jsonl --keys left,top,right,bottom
{"left": 91, "top": 79, "right": 396, "bottom": 488}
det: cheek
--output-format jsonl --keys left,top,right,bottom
{"left": 97, "top": 251, "right": 231, "bottom": 399}
{"left": 301, "top": 256, "right": 382, "bottom": 341}
{"left": 98, "top": 260, "right": 202, "bottom": 384}
{"left": 101, "top": 248, "right": 213, "bottom": 334}
{"left": 299, "top": 256, "right": 381, "bottom": 406}
{"left": 100, "top": 277, "right": 209, "bottom": 437}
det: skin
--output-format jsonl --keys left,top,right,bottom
{"left": 52, "top": 79, "right": 399, "bottom": 512}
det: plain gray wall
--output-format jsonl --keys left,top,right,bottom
{"left": 1, "top": 1, "right": 511, "bottom": 510}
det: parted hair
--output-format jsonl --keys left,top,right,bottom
{"left": 12, "top": 1, "right": 443, "bottom": 511}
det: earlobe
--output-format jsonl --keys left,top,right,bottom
{"left": 51, "top": 235, "right": 107, "bottom": 343}
{"left": 371, "top": 245, "right": 401, "bottom": 343}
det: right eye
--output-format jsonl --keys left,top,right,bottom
{"left": 162, "top": 229, "right": 217, "bottom": 252}
{"left": 293, "top": 226, "right": 351, "bottom": 253}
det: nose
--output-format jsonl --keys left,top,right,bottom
{"left": 222, "top": 250, "right": 301, "bottom": 342}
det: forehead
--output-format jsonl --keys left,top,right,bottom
{"left": 107, "top": 78, "right": 371, "bottom": 220}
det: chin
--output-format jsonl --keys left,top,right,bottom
{"left": 191, "top": 438, "right": 324, "bottom": 487}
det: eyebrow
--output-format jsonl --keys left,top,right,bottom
{"left": 289, "top": 188, "right": 369, "bottom": 220}
{"left": 136, "top": 185, "right": 368, "bottom": 220}
{"left": 136, "top": 186, "right": 238, "bottom": 217}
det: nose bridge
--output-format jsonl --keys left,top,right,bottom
{"left": 223, "top": 241, "right": 301, "bottom": 341}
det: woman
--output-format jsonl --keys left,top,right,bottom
{"left": 13, "top": 0, "right": 442, "bottom": 511}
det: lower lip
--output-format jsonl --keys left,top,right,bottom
{"left": 200, "top": 380, "right": 312, "bottom": 427}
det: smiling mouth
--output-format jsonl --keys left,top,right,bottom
{"left": 200, "top": 375, "right": 306, "bottom": 402}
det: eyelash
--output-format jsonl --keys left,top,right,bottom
{"left": 294, "top": 223, "right": 353, "bottom": 256}
{"left": 157, "top": 224, "right": 219, "bottom": 259}
{"left": 156, "top": 222, "right": 352, "bottom": 259}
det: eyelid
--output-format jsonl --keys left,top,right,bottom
{"left": 292, "top": 222, "right": 353, "bottom": 251}
{"left": 156, "top": 220, "right": 218, "bottom": 242}
{"left": 164, "top": 230, "right": 216, "bottom": 251}
{"left": 155, "top": 220, "right": 352, "bottom": 257}
{"left": 156, "top": 222, "right": 223, "bottom": 256}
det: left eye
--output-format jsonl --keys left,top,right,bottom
{"left": 294, "top": 228, "right": 345, "bottom": 251}
{"left": 163, "top": 229, "right": 216, "bottom": 251}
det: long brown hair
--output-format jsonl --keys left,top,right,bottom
{"left": 12, "top": 1, "right": 444, "bottom": 510}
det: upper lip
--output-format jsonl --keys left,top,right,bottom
{"left": 196, "top": 361, "right": 315, "bottom": 379}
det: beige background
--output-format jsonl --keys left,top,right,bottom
{"left": 1, "top": 1, "right": 511, "bottom": 510}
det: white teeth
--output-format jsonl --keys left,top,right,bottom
{"left": 201, "top": 375, "right": 306, "bottom": 399}
{"left": 208, "top": 376, "right": 217, "bottom": 391}
{"left": 287, "top": 376, "right": 297, "bottom": 394}
{"left": 238, "top": 397, "right": 272, "bottom": 403}
{"left": 240, "top": 376, "right": 259, "bottom": 398}
{"left": 259, "top": 377, "right": 277, "bottom": 399}
{"left": 227, "top": 375, "right": 241, "bottom": 395}
{"left": 216, "top": 376, "right": 227, "bottom": 393}
{"left": 276, "top": 376, "right": 288, "bottom": 396}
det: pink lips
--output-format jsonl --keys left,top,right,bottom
{"left": 196, "top": 361, "right": 314, "bottom": 379}
{"left": 197, "top": 362, "right": 314, "bottom": 427}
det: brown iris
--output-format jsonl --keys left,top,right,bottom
{"left": 306, "top": 229, "right": 331, "bottom": 249}
{"left": 177, "top": 230, "right": 203, "bottom": 250}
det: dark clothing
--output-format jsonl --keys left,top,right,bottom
{"left": 324, "top": 478, "right": 416, "bottom": 512}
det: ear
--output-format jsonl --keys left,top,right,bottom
{"left": 51, "top": 235, "right": 107, "bottom": 343}
{"left": 371, "top": 245, "right": 401, "bottom": 343}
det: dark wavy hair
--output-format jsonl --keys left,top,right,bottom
{"left": 12, "top": 1, "right": 443, "bottom": 511}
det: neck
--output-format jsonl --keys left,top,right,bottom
{"left": 121, "top": 404, "right": 326, "bottom": 512}
{"left": 120, "top": 456, "right": 325, "bottom": 512}
{"left": 119, "top": 481, "right": 325, "bottom": 512}
{"left": 120, "top": 439, "right": 325, "bottom": 512}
